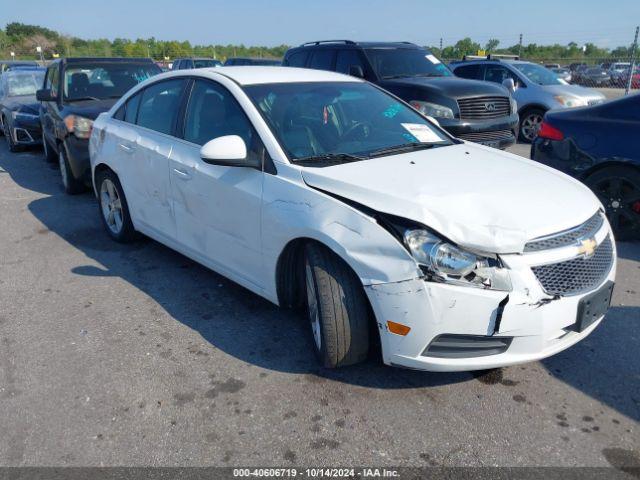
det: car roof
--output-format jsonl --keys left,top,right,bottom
{"left": 165, "top": 66, "right": 362, "bottom": 86}
{"left": 58, "top": 57, "right": 155, "bottom": 65}
{"left": 296, "top": 40, "right": 420, "bottom": 49}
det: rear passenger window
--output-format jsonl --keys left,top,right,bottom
{"left": 454, "top": 64, "right": 481, "bottom": 79}
{"left": 286, "top": 51, "right": 308, "bottom": 67}
{"left": 308, "top": 50, "right": 335, "bottom": 71}
{"left": 136, "top": 80, "right": 184, "bottom": 135}
{"left": 335, "top": 50, "right": 365, "bottom": 75}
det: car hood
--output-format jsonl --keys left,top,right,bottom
{"left": 379, "top": 76, "right": 509, "bottom": 98}
{"left": 4, "top": 95, "right": 39, "bottom": 114}
{"left": 62, "top": 98, "right": 119, "bottom": 120}
{"left": 540, "top": 83, "right": 605, "bottom": 100}
{"left": 301, "top": 143, "right": 601, "bottom": 254}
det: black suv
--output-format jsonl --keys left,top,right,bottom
{"left": 172, "top": 57, "right": 222, "bottom": 70}
{"left": 224, "top": 57, "right": 281, "bottom": 66}
{"left": 37, "top": 57, "right": 161, "bottom": 193}
{"left": 283, "top": 41, "right": 518, "bottom": 149}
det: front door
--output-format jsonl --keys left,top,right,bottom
{"left": 169, "top": 79, "right": 265, "bottom": 288}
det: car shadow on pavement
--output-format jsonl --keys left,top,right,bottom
{"left": 3, "top": 153, "right": 471, "bottom": 389}
{"left": 541, "top": 305, "right": 640, "bottom": 423}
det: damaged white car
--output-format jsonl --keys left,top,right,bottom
{"left": 89, "top": 67, "right": 616, "bottom": 372}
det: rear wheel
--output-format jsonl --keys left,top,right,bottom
{"left": 96, "top": 169, "right": 137, "bottom": 243}
{"left": 303, "top": 243, "right": 370, "bottom": 368}
{"left": 585, "top": 166, "right": 640, "bottom": 241}
{"left": 58, "top": 147, "right": 84, "bottom": 194}
{"left": 519, "top": 108, "right": 545, "bottom": 143}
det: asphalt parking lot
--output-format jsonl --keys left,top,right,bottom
{"left": 0, "top": 138, "right": 638, "bottom": 470}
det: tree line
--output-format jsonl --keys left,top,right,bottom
{"left": 0, "top": 22, "right": 635, "bottom": 62}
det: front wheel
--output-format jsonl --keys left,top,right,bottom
{"left": 96, "top": 169, "right": 137, "bottom": 243}
{"left": 585, "top": 166, "right": 640, "bottom": 241}
{"left": 58, "top": 148, "right": 84, "bottom": 194}
{"left": 519, "top": 108, "right": 545, "bottom": 143}
{"left": 42, "top": 133, "right": 57, "bottom": 162}
{"left": 303, "top": 243, "right": 370, "bottom": 368}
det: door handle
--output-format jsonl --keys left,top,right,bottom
{"left": 172, "top": 168, "right": 192, "bottom": 180}
{"left": 118, "top": 143, "right": 135, "bottom": 153}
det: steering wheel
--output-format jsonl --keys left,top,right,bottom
{"left": 341, "top": 122, "right": 371, "bottom": 142}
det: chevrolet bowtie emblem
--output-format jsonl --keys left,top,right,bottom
{"left": 577, "top": 237, "right": 597, "bottom": 257}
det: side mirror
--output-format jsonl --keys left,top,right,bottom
{"left": 200, "top": 135, "right": 259, "bottom": 168}
{"left": 502, "top": 78, "right": 516, "bottom": 92}
{"left": 36, "top": 88, "right": 56, "bottom": 102}
{"left": 348, "top": 65, "right": 365, "bottom": 78}
{"left": 424, "top": 116, "right": 441, "bottom": 128}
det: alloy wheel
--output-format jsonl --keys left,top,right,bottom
{"left": 591, "top": 175, "right": 640, "bottom": 238}
{"left": 100, "top": 178, "right": 124, "bottom": 235}
{"left": 521, "top": 113, "right": 544, "bottom": 141}
{"left": 305, "top": 260, "right": 322, "bottom": 350}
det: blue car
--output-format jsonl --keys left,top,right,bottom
{"left": 531, "top": 94, "right": 640, "bottom": 240}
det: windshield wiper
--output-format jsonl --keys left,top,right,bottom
{"left": 66, "top": 96, "right": 101, "bottom": 102}
{"left": 369, "top": 142, "right": 436, "bottom": 158}
{"left": 292, "top": 152, "right": 367, "bottom": 167}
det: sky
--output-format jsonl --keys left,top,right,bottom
{"left": 1, "top": 0, "right": 639, "bottom": 48}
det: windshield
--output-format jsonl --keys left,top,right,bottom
{"left": 365, "top": 48, "right": 452, "bottom": 79}
{"left": 5, "top": 70, "right": 45, "bottom": 96}
{"left": 194, "top": 59, "right": 222, "bottom": 68}
{"left": 63, "top": 62, "right": 161, "bottom": 101}
{"left": 513, "top": 63, "right": 563, "bottom": 85}
{"left": 244, "top": 81, "right": 452, "bottom": 163}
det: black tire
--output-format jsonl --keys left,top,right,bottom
{"left": 95, "top": 168, "right": 137, "bottom": 243}
{"left": 58, "top": 146, "right": 85, "bottom": 194}
{"left": 42, "top": 133, "right": 57, "bottom": 162}
{"left": 2, "top": 116, "right": 20, "bottom": 152}
{"left": 518, "top": 108, "right": 545, "bottom": 143}
{"left": 585, "top": 166, "right": 640, "bottom": 241}
{"left": 303, "top": 242, "right": 370, "bottom": 368}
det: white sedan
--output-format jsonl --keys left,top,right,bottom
{"left": 89, "top": 67, "right": 616, "bottom": 372}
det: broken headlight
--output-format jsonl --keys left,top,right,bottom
{"left": 404, "top": 229, "right": 512, "bottom": 291}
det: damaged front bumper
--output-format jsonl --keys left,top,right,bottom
{"left": 364, "top": 227, "right": 616, "bottom": 372}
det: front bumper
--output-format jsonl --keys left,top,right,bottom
{"left": 10, "top": 114, "right": 42, "bottom": 145}
{"left": 439, "top": 113, "right": 519, "bottom": 149}
{"left": 365, "top": 224, "right": 616, "bottom": 372}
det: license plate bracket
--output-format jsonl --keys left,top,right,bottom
{"left": 573, "top": 281, "right": 614, "bottom": 332}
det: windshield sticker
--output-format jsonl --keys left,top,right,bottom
{"left": 401, "top": 123, "right": 442, "bottom": 143}
{"left": 383, "top": 103, "right": 402, "bottom": 118}
{"left": 425, "top": 54, "right": 441, "bottom": 64}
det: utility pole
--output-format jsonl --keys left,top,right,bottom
{"left": 518, "top": 34, "right": 523, "bottom": 58}
{"left": 625, "top": 26, "right": 639, "bottom": 95}
{"left": 439, "top": 37, "right": 443, "bottom": 53}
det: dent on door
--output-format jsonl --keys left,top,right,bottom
{"left": 169, "top": 141, "right": 264, "bottom": 288}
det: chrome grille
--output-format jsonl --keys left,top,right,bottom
{"left": 457, "top": 96, "right": 511, "bottom": 120}
{"left": 524, "top": 212, "right": 604, "bottom": 252}
{"left": 457, "top": 129, "right": 514, "bottom": 144}
{"left": 531, "top": 236, "right": 614, "bottom": 296}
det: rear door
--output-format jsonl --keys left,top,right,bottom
{"left": 169, "top": 78, "right": 265, "bottom": 287}
{"left": 122, "top": 78, "right": 188, "bottom": 241}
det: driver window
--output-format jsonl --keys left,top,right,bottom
{"left": 183, "top": 80, "right": 262, "bottom": 163}
{"left": 484, "top": 65, "right": 519, "bottom": 86}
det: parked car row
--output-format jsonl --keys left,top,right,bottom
{"left": 0, "top": 49, "right": 629, "bottom": 372}
{"left": 170, "top": 56, "right": 281, "bottom": 70}
{"left": 451, "top": 55, "right": 605, "bottom": 141}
